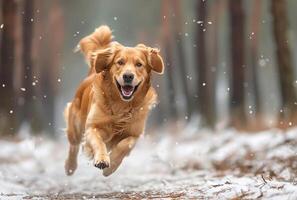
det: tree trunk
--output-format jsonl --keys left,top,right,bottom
{"left": 249, "top": 0, "right": 261, "bottom": 116}
{"left": 28, "top": 0, "right": 64, "bottom": 135}
{"left": 271, "top": 0, "right": 297, "bottom": 127}
{"left": 161, "top": 0, "right": 178, "bottom": 120}
{"left": 172, "top": 0, "right": 192, "bottom": 120}
{"left": 21, "top": 0, "right": 43, "bottom": 133}
{"left": 0, "top": 0, "right": 17, "bottom": 135}
{"left": 204, "top": 1, "right": 226, "bottom": 127}
{"left": 229, "top": 0, "right": 246, "bottom": 128}
{"left": 196, "top": 0, "right": 215, "bottom": 127}
{"left": 39, "top": 0, "right": 64, "bottom": 134}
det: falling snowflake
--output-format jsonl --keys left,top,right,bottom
{"left": 0, "top": 24, "right": 3, "bottom": 29}
{"left": 259, "top": 59, "right": 266, "bottom": 67}
{"left": 9, "top": 110, "right": 13, "bottom": 114}
{"left": 249, "top": 32, "right": 255, "bottom": 39}
{"left": 20, "top": 88, "right": 26, "bottom": 91}
{"left": 113, "top": 16, "right": 118, "bottom": 21}
{"left": 187, "top": 75, "right": 192, "bottom": 80}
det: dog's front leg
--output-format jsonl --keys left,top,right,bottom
{"left": 103, "top": 136, "right": 138, "bottom": 176}
{"left": 85, "top": 127, "right": 110, "bottom": 169}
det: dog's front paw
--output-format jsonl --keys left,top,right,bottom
{"left": 94, "top": 155, "right": 110, "bottom": 170}
{"left": 94, "top": 160, "right": 109, "bottom": 169}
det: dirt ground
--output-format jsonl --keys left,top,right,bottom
{"left": 1, "top": 126, "right": 297, "bottom": 199}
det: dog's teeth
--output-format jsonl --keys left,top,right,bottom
{"left": 121, "top": 87, "right": 134, "bottom": 97}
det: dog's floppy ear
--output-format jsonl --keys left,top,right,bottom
{"left": 137, "top": 44, "right": 164, "bottom": 74}
{"left": 76, "top": 26, "right": 118, "bottom": 73}
{"left": 91, "top": 42, "right": 122, "bottom": 73}
{"left": 91, "top": 47, "right": 114, "bottom": 73}
{"left": 148, "top": 48, "right": 164, "bottom": 74}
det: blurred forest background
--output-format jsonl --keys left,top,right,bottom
{"left": 1, "top": 0, "right": 297, "bottom": 136}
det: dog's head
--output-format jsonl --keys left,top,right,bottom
{"left": 91, "top": 43, "right": 164, "bottom": 101}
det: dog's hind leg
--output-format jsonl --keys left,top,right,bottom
{"left": 64, "top": 103, "right": 82, "bottom": 176}
{"left": 65, "top": 143, "right": 80, "bottom": 176}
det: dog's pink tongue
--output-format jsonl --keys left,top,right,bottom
{"left": 122, "top": 85, "right": 133, "bottom": 96}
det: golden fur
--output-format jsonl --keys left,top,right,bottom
{"left": 64, "top": 25, "right": 164, "bottom": 176}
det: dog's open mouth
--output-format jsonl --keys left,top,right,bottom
{"left": 115, "top": 79, "right": 141, "bottom": 100}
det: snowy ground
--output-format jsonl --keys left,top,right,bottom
{"left": 1, "top": 124, "right": 297, "bottom": 199}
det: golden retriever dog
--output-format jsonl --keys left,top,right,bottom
{"left": 64, "top": 25, "right": 164, "bottom": 176}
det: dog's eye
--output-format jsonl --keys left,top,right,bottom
{"left": 136, "top": 62, "right": 142, "bottom": 67}
{"left": 117, "top": 60, "right": 124, "bottom": 65}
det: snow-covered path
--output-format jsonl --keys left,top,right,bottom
{"left": 1, "top": 127, "right": 297, "bottom": 199}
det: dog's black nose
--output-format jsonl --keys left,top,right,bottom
{"left": 123, "top": 73, "right": 134, "bottom": 83}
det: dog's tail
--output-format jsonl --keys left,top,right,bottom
{"left": 76, "top": 25, "right": 113, "bottom": 67}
